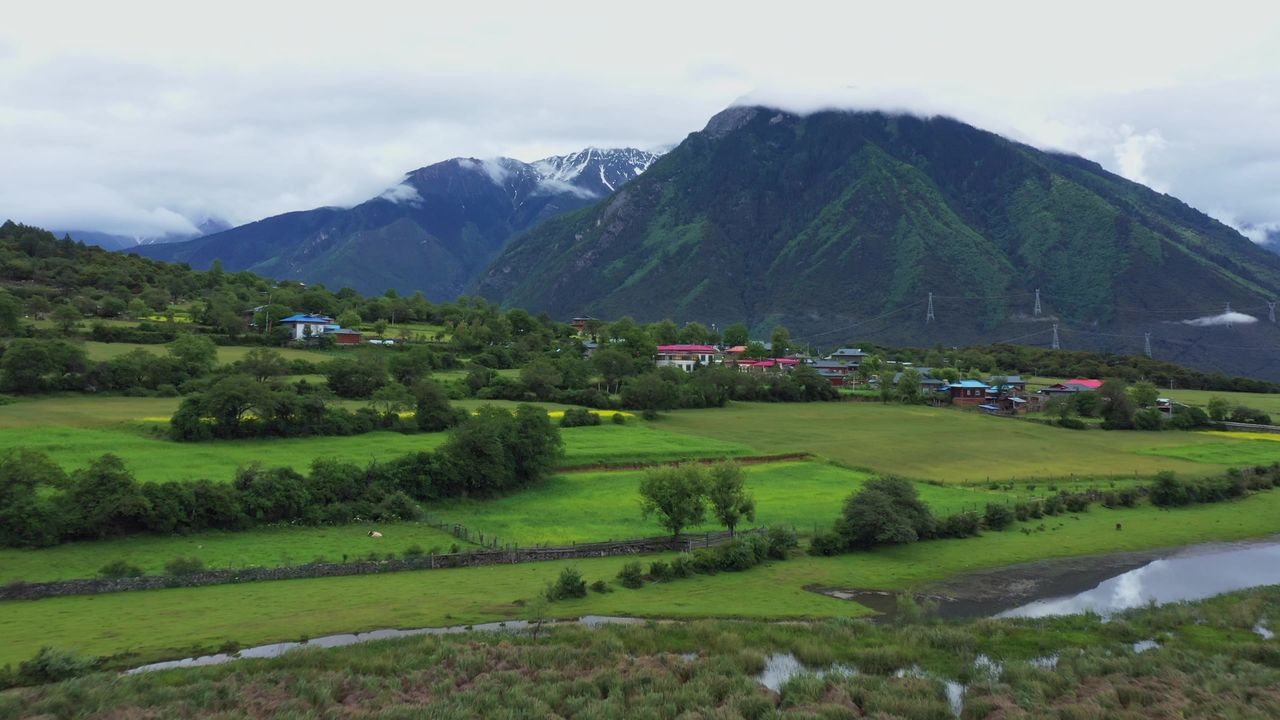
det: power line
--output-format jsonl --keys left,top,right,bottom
{"left": 790, "top": 300, "right": 926, "bottom": 343}
{"left": 925, "top": 292, "right": 935, "bottom": 323}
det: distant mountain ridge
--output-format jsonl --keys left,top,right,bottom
{"left": 476, "top": 106, "right": 1280, "bottom": 380}
{"left": 56, "top": 218, "right": 232, "bottom": 251}
{"left": 136, "top": 148, "right": 659, "bottom": 298}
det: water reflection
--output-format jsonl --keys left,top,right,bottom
{"left": 998, "top": 542, "right": 1280, "bottom": 618}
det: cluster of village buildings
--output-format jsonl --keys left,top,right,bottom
{"left": 651, "top": 342, "right": 1124, "bottom": 415}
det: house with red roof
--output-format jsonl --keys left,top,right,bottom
{"left": 1042, "top": 379, "right": 1103, "bottom": 396}
{"left": 655, "top": 344, "right": 721, "bottom": 373}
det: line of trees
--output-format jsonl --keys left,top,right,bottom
{"left": 636, "top": 462, "right": 757, "bottom": 538}
{"left": 0, "top": 404, "right": 562, "bottom": 548}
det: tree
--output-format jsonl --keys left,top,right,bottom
{"left": 373, "top": 319, "right": 389, "bottom": 338}
{"left": 834, "top": 477, "right": 934, "bottom": 550}
{"left": 743, "top": 341, "right": 769, "bottom": 360}
{"left": 649, "top": 319, "right": 679, "bottom": 345}
{"left": 637, "top": 465, "right": 706, "bottom": 538}
{"left": 621, "top": 373, "right": 678, "bottom": 411}
{"left": 324, "top": 355, "right": 387, "bottom": 398}
{"left": 336, "top": 310, "right": 362, "bottom": 330}
{"left": 1130, "top": 380, "right": 1159, "bottom": 408}
{"left": 0, "top": 291, "right": 22, "bottom": 336}
{"left": 520, "top": 357, "right": 563, "bottom": 400}
{"left": 770, "top": 326, "right": 791, "bottom": 356}
{"left": 52, "top": 303, "right": 81, "bottom": 333}
{"left": 677, "top": 322, "right": 711, "bottom": 345}
{"left": 1098, "top": 379, "right": 1136, "bottom": 428}
{"left": 0, "top": 449, "right": 68, "bottom": 546}
{"left": 856, "top": 354, "right": 883, "bottom": 385}
{"left": 65, "top": 454, "right": 150, "bottom": 538}
{"left": 369, "top": 381, "right": 415, "bottom": 415}
{"left": 414, "top": 380, "right": 460, "bottom": 431}
{"left": 167, "top": 334, "right": 217, "bottom": 379}
{"left": 591, "top": 348, "right": 634, "bottom": 393}
{"left": 896, "top": 368, "right": 923, "bottom": 404}
{"left": 1207, "top": 396, "right": 1231, "bottom": 421}
{"left": 722, "top": 323, "right": 749, "bottom": 347}
{"left": 509, "top": 404, "right": 564, "bottom": 487}
{"left": 388, "top": 345, "right": 438, "bottom": 386}
{"left": 237, "top": 348, "right": 290, "bottom": 382}
{"left": 1071, "top": 391, "right": 1101, "bottom": 417}
{"left": 705, "top": 462, "right": 755, "bottom": 536}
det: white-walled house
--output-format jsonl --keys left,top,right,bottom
{"left": 279, "top": 314, "right": 336, "bottom": 340}
{"left": 655, "top": 344, "right": 721, "bottom": 372}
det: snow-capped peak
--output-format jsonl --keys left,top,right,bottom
{"left": 531, "top": 147, "right": 660, "bottom": 197}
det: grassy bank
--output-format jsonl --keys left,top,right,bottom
{"left": 1, "top": 591, "right": 1276, "bottom": 718}
{"left": 3, "top": 488, "right": 1277, "bottom": 668}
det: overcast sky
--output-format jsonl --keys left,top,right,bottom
{"left": 3, "top": 1, "right": 1280, "bottom": 240}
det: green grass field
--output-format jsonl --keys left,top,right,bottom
{"left": 1140, "top": 436, "right": 1280, "bottom": 465}
{"left": 0, "top": 522, "right": 473, "bottom": 584}
{"left": 79, "top": 341, "right": 335, "bottom": 365}
{"left": 657, "top": 402, "right": 1240, "bottom": 482}
{"left": 3, "top": 488, "right": 1278, "bottom": 668}
{"left": 431, "top": 461, "right": 1021, "bottom": 545}
{"left": 0, "top": 419, "right": 753, "bottom": 483}
{"left": 1027, "top": 376, "right": 1280, "bottom": 417}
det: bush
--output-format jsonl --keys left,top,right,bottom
{"left": 402, "top": 544, "right": 425, "bottom": 558}
{"left": 545, "top": 567, "right": 587, "bottom": 601}
{"left": 18, "top": 647, "right": 95, "bottom": 684}
{"left": 670, "top": 554, "right": 694, "bottom": 578}
{"left": 936, "top": 512, "right": 980, "bottom": 539}
{"left": 372, "top": 491, "right": 423, "bottom": 521}
{"left": 641, "top": 408, "right": 659, "bottom": 421}
{"left": 617, "top": 561, "right": 645, "bottom": 589}
{"left": 1133, "top": 408, "right": 1165, "bottom": 430}
{"left": 98, "top": 559, "right": 144, "bottom": 579}
{"left": 765, "top": 526, "right": 798, "bottom": 559}
{"left": 1057, "top": 417, "right": 1087, "bottom": 430}
{"left": 648, "top": 560, "right": 672, "bottom": 582}
{"left": 1063, "top": 493, "right": 1091, "bottom": 513}
{"left": 589, "top": 579, "right": 612, "bottom": 593}
{"left": 559, "top": 408, "right": 602, "bottom": 428}
{"left": 808, "top": 531, "right": 844, "bottom": 556}
{"left": 163, "top": 556, "right": 205, "bottom": 576}
{"left": 983, "top": 503, "right": 1015, "bottom": 530}
{"left": 611, "top": 412, "right": 626, "bottom": 425}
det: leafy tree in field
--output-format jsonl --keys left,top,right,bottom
{"left": 0, "top": 339, "right": 88, "bottom": 393}
{"left": 233, "top": 465, "right": 310, "bottom": 523}
{"left": 1207, "top": 396, "right": 1231, "bottom": 421}
{"left": 237, "top": 348, "right": 290, "bottom": 382}
{"left": 621, "top": 373, "right": 679, "bottom": 411}
{"left": 440, "top": 406, "right": 518, "bottom": 495}
{"left": 649, "top": 319, "right": 679, "bottom": 345}
{"left": 324, "top": 355, "right": 387, "bottom": 398}
{"left": 791, "top": 364, "right": 838, "bottom": 401}
{"left": 722, "top": 323, "right": 749, "bottom": 347}
{"left": 0, "top": 449, "right": 68, "bottom": 547}
{"left": 65, "top": 454, "right": 150, "bottom": 539}
{"left": 835, "top": 477, "right": 934, "bottom": 551}
{"left": 1071, "top": 391, "right": 1100, "bottom": 417}
{"left": 413, "top": 380, "right": 460, "bottom": 432}
{"left": 509, "top": 404, "right": 564, "bottom": 487}
{"left": 591, "top": 348, "right": 634, "bottom": 393}
{"left": 743, "top": 341, "right": 769, "bottom": 359}
{"left": 933, "top": 367, "right": 961, "bottom": 384}
{"left": 52, "top": 303, "right": 81, "bottom": 333}
{"left": 167, "top": 334, "right": 218, "bottom": 378}
{"left": 369, "top": 381, "right": 414, "bottom": 415}
{"left": 1130, "top": 380, "right": 1159, "bottom": 408}
{"left": 372, "top": 319, "right": 389, "bottom": 338}
{"left": 706, "top": 462, "right": 755, "bottom": 536}
{"left": 770, "top": 326, "right": 791, "bottom": 356}
{"left": 388, "top": 345, "right": 438, "bottom": 386}
{"left": 464, "top": 365, "right": 496, "bottom": 395}
{"left": 677, "top": 322, "right": 711, "bottom": 345}
{"left": 638, "top": 465, "right": 707, "bottom": 538}
{"left": 1098, "top": 379, "right": 1136, "bottom": 428}
{"left": 520, "top": 357, "right": 563, "bottom": 400}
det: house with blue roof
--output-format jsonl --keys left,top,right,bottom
{"left": 279, "top": 314, "right": 337, "bottom": 340}
{"left": 942, "top": 379, "right": 988, "bottom": 406}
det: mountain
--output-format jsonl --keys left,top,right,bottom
{"left": 477, "top": 106, "right": 1280, "bottom": 379}
{"left": 54, "top": 218, "right": 232, "bottom": 251}
{"left": 135, "top": 148, "right": 659, "bottom": 298}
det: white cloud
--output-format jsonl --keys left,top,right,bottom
{"left": 378, "top": 182, "right": 422, "bottom": 206}
{"left": 1182, "top": 311, "right": 1260, "bottom": 327}
{"left": 2, "top": 1, "right": 1280, "bottom": 237}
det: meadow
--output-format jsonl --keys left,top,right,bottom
{"left": 3, "top": 488, "right": 1278, "bottom": 668}
{"left": 0, "top": 522, "right": 473, "bottom": 584}
{"left": 79, "top": 341, "right": 335, "bottom": 365}
{"left": 432, "top": 461, "right": 1024, "bottom": 546}
{"left": 656, "top": 401, "right": 1240, "bottom": 482}
{"left": 0, "top": 401, "right": 753, "bottom": 483}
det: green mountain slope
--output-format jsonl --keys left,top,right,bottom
{"left": 477, "top": 107, "right": 1280, "bottom": 378}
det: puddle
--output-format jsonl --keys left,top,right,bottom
{"left": 125, "top": 616, "right": 643, "bottom": 675}
{"left": 972, "top": 653, "right": 1002, "bottom": 683}
{"left": 754, "top": 653, "right": 856, "bottom": 693}
{"left": 1254, "top": 622, "right": 1274, "bottom": 640}
{"left": 1131, "top": 639, "right": 1160, "bottom": 653}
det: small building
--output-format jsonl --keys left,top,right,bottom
{"left": 331, "top": 328, "right": 363, "bottom": 346}
{"left": 570, "top": 316, "right": 595, "bottom": 334}
{"left": 988, "top": 375, "right": 1027, "bottom": 393}
{"left": 1042, "top": 379, "right": 1103, "bottom": 396}
{"left": 827, "top": 348, "right": 868, "bottom": 366}
{"left": 279, "top": 314, "right": 336, "bottom": 341}
{"left": 655, "top": 344, "right": 721, "bottom": 373}
{"left": 945, "top": 379, "right": 990, "bottom": 406}
{"left": 812, "top": 358, "right": 856, "bottom": 386}
{"left": 735, "top": 358, "right": 799, "bottom": 374}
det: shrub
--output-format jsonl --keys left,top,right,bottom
{"left": 1117, "top": 488, "right": 1139, "bottom": 507}
{"left": 545, "top": 567, "right": 587, "bottom": 601}
{"left": 808, "top": 531, "right": 844, "bottom": 556}
{"left": 983, "top": 503, "right": 1015, "bottom": 530}
{"left": 559, "top": 407, "right": 602, "bottom": 428}
{"left": 372, "top": 491, "right": 423, "bottom": 521}
{"left": 18, "top": 647, "right": 94, "bottom": 684}
{"left": 1042, "top": 495, "right": 1065, "bottom": 515}
{"left": 937, "top": 512, "right": 980, "bottom": 539}
{"left": 670, "top": 554, "right": 694, "bottom": 578}
{"left": 98, "top": 559, "right": 144, "bottom": 579}
{"left": 648, "top": 560, "right": 672, "bottom": 582}
{"left": 617, "top": 561, "right": 645, "bottom": 589}
{"left": 402, "top": 544, "right": 425, "bottom": 558}
{"left": 1150, "top": 471, "right": 1187, "bottom": 507}
{"left": 1063, "top": 493, "right": 1091, "bottom": 513}
{"left": 589, "top": 579, "right": 612, "bottom": 593}
{"left": 641, "top": 408, "right": 659, "bottom": 421}
{"left": 1057, "top": 417, "right": 1087, "bottom": 430}
{"left": 1133, "top": 408, "right": 1165, "bottom": 431}
{"left": 765, "top": 526, "right": 798, "bottom": 559}
{"left": 163, "top": 556, "right": 205, "bottom": 576}
{"left": 611, "top": 412, "right": 626, "bottom": 425}
{"left": 689, "top": 548, "right": 721, "bottom": 574}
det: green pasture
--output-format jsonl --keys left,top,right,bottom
{"left": 1140, "top": 436, "right": 1280, "bottom": 466}
{"left": 657, "top": 402, "right": 1240, "bottom": 482}
{"left": 0, "top": 523, "right": 472, "bottom": 584}
{"left": 0, "top": 417, "right": 752, "bottom": 483}
{"left": 432, "top": 461, "right": 1021, "bottom": 546}
{"left": 4, "top": 488, "right": 1278, "bottom": 667}
{"left": 1027, "top": 375, "right": 1280, "bottom": 416}
{"left": 79, "top": 341, "right": 334, "bottom": 365}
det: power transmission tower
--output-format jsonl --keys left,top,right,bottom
{"left": 1226, "top": 301, "right": 1233, "bottom": 314}
{"left": 925, "top": 292, "right": 935, "bottom": 323}
{"left": 1144, "top": 332, "right": 1152, "bottom": 358}
{"left": 1051, "top": 323, "right": 1060, "bottom": 350}
{"left": 1033, "top": 289, "right": 1042, "bottom": 316}
{"left": 1269, "top": 301, "right": 1277, "bottom": 323}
